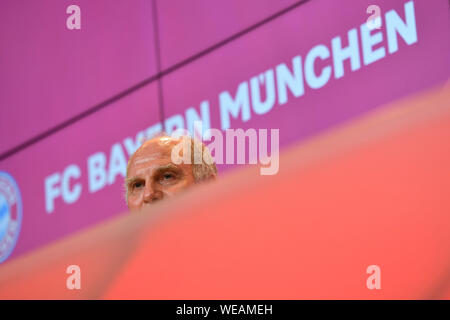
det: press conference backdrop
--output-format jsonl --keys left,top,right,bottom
{"left": 0, "top": 0, "right": 449, "bottom": 264}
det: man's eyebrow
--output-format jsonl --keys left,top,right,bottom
{"left": 154, "top": 163, "right": 183, "bottom": 175}
{"left": 125, "top": 176, "right": 142, "bottom": 187}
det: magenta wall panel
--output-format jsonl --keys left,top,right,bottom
{"left": 0, "top": 82, "right": 161, "bottom": 261}
{"left": 0, "top": 0, "right": 448, "bottom": 265}
{"left": 0, "top": 0, "right": 158, "bottom": 155}
{"left": 160, "top": 0, "right": 449, "bottom": 158}
{"left": 156, "top": 0, "right": 300, "bottom": 70}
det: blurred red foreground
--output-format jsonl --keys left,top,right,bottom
{"left": 0, "top": 85, "right": 449, "bottom": 299}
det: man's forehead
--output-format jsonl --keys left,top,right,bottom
{"left": 128, "top": 154, "right": 172, "bottom": 177}
{"left": 127, "top": 137, "right": 180, "bottom": 175}
{"left": 134, "top": 137, "right": 179, "bottom": 158}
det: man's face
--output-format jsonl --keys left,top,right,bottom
{"left": 126, "top": 137, "right": 195, "bottom": 211}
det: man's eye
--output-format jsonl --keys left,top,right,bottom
{"left": 162, "top": 173, "right": 174, "bottom": 180}
{"left": 133, "top": 181, "right": 144, "bottom": 189}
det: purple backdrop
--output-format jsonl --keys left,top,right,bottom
{"left": 0, "top": 0, "right": 449, "bottom": 264}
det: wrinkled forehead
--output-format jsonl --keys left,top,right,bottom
{"left": 127, "top": 137, "right": 180, "bottom": 176}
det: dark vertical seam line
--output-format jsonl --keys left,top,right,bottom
{"left": 151, "top": 0, "right": 166, "bottom": 131}
{"left": 0, "top": 0, "right": 310, "bottom": 162}
{"left": 158, "top": 0, "right": 311, "bottom": 78}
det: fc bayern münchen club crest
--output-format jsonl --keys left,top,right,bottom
{"left": 0, "top": 171, "right": 23, "bottom": 264}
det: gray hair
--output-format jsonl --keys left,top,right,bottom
{"left": 124, "top": 134, "right": 217, "bottom": 205}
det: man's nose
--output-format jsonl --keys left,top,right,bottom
{"left": 143, "top": 181, "right": 163, "bottom": 203}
